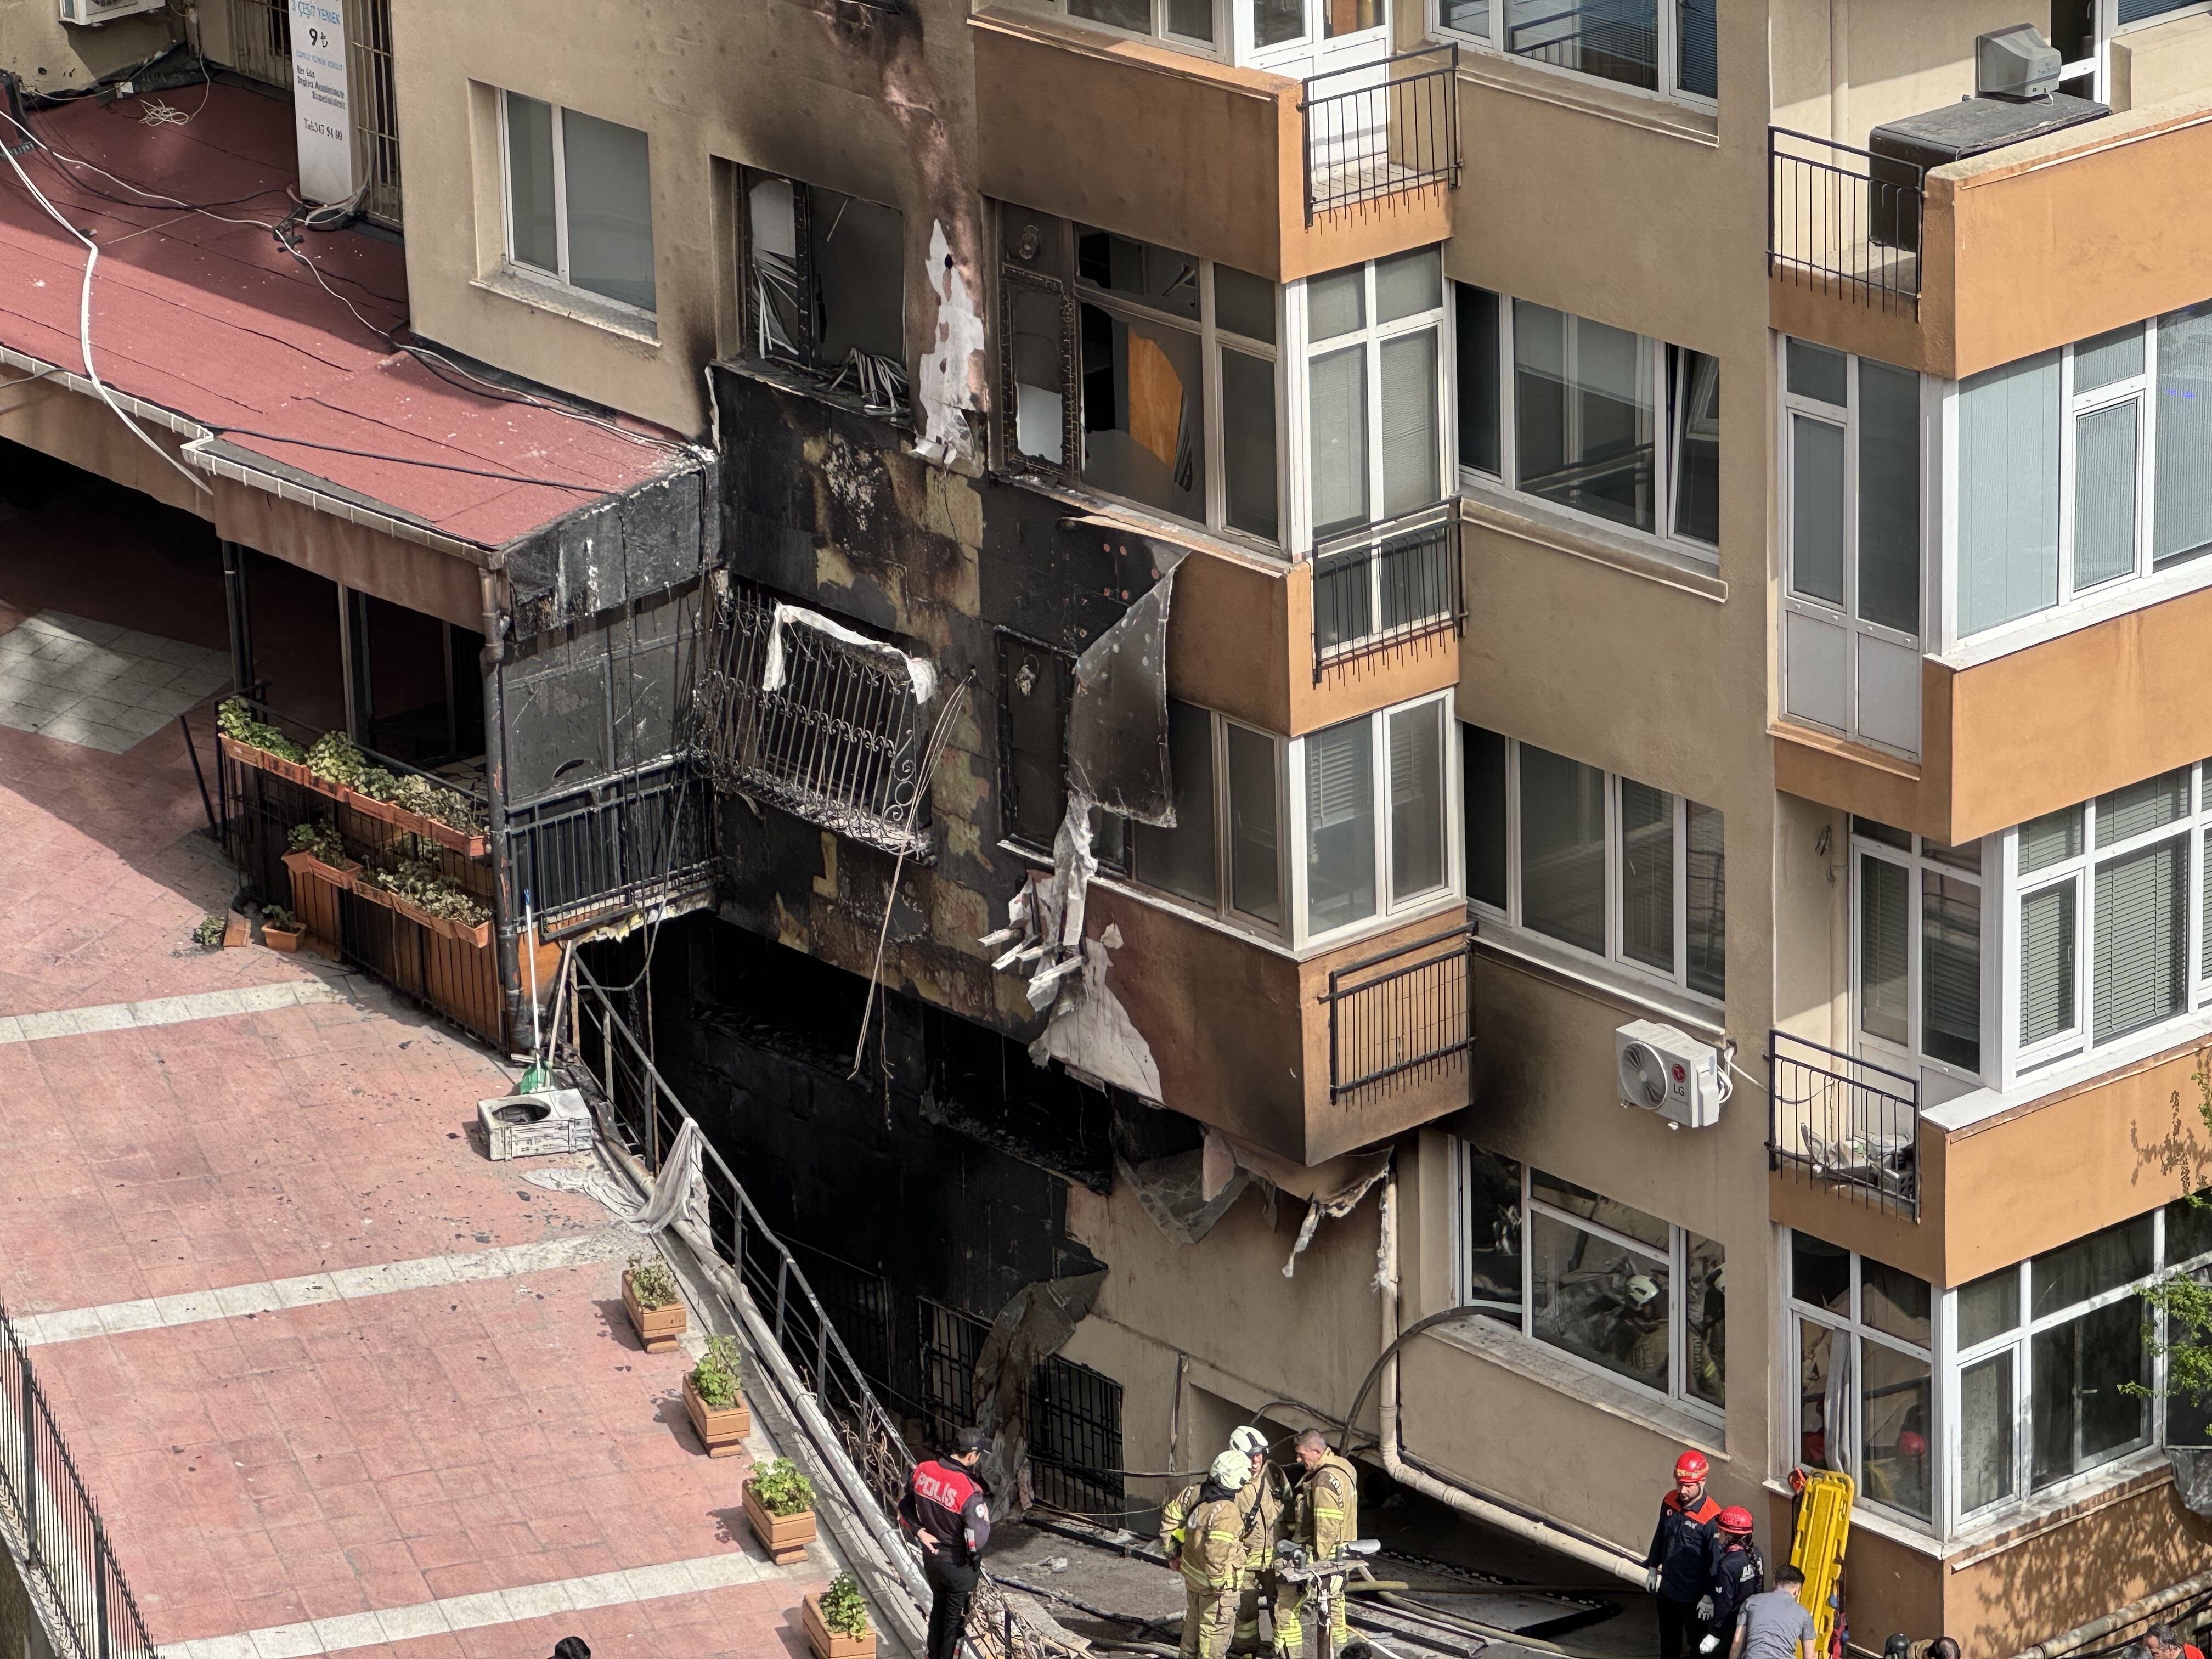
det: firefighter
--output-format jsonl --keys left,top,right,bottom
{"left": 1274, "top": 1430, "right": 1365, "bottom": 1659}
{"left": 1176, "top": 1452, "right": 1254, "bottom": 1659}
{"left": 1644, "top": 1450, "right": 1722, "bottom": 1659}
{"left": 1229, "top": 1426, "right": 1283, "bottom": 1655}
{"left": 1697, "top": 1507, "right": 1763, "bottom": 1655}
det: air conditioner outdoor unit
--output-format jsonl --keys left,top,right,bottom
{"left": 476, "top": 1089, "right": 595, "bottom": 1160}
{"left": 58, "top": 0, "right": 167, "bottom": 24}
{"left": 1616, "top": 1020, "right": 1725, "bottom": 1130}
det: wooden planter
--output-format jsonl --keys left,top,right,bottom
{"left": 221, "top": 735, "right": 313, "bottom": 788}
{"left": 449, "top": 916, "right": 493, "bottom": 949}
{"left": 803, "top": 1594, "right": 874, "bottom": 1659}
{"left": 282, "top": 849, "right": 357, "bottom": 891}
{"left": 281, "top": 850, "right": 355, "bottom": 949}
{"left": 745, "top": 1482, "right": 818, "bottom": 1565}
{"left": 263, "top": 926, "right": 303, "bottom": 953}
{"left": 682, "top": 1372, "right": 751, "bottom": 1457}
{"left": 622, "top": 1271, "right": 686, "bottom": 1351}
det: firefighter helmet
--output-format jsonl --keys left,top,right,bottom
{"left": 1717, "top": 1506, "right": 1754, "bottom": 1535}
{"left": 1675, "top": 1450, "right": 1711, "bottom": 1482}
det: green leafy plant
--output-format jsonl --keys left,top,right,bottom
{"left": 303, "top": 731, "right": 366, "bottom": 789}
{"left": 286, "top": 820, "right": 348, "bottom": 866}
{"left": 689, "top": 1334, "right": 745, "bottom": 1409}
{"left": 191, "top": 913, "right": 228, "bottom": 949}
{"left": 819, "top": 1573, "right": 870, "bottom": 1640}
{"left": 358, "top": 837, "right": 490, "bottom": 926}
{"left": 2123, "top": 1047, "right": 2212, "bottom": 1427}
{"left": 216, "top": 697, "right": 304, "bottom": 761}
{"left": 627, "top": 1252, "right": 679, "bottom": 1309}
{"left": 261, "top": 906, "right": 300, "bottom": 933}
{"left": 752, "top": 1456, "right": 815, "bottom": 1518}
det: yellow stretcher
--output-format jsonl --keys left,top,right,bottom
{"left": 1789, "top": 1470, "right": 1854, "bottom": 1658}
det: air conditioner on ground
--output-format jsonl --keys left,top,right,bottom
{"left": 58, "top": 0, "right": 167, "bottom": 24}
{"left": 1616, "top": 1020, "right": 1726, "bottom": 1130}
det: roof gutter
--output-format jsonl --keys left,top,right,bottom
{"left": 0, "top": 345, "right": 206, "bottom": 438}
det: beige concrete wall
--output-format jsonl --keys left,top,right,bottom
{"left": 388, "top": 0, "right": 985, "bottom": 437}
{"left": 2113, "top": 12, "right": 2212, "bottom": 110}
{"left": 0, "top": 0, "right": 177, "bottom": 98}
{"left": 1769, "top": 0, "right": 2015, "bottom": 150}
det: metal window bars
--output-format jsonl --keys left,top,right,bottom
{"left": 1319, "top": 922, "right": 1479, "bottom": 1106}
{"left": 1301, "top": 45, "right": 1462, "bottom": 223}
{"left": 0, "top": 1299, "right": 159, "bottom": 1659}
{"left": 346, "top": 0, "right": 402, "bottom": 228}
{"left": 222, "top": 0, "right": 292, "bottom": 87}
{"left": 1768, "top": 127, "right": 1925, "bottom": 313}
{"left": 498, "top": 757, "right": 718, "bottom": 936}
{"left": 1311, "top": 499, "right": 1464, "bottom": 684}
{"left": 693, "top": 583, "right": 934, "bottom": 860}
{"left": 1766, "top": 1030, "right": 1922, "bottom": 1220}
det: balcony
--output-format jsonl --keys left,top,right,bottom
{"left": 1768, "top": 92, "right": 2212, "bottom": 380}
{"left": 1767, "top": 1031, "right": 1920, "bottom": 1220}
{"left": 1310, "top": 500, "right": 1464, "bottom": 685}
{"left": 970, "top": 8, "right": 1456, "bottom": 281}
{"left": 1085, "top": 885, "right": 1474, "bottom": 1164}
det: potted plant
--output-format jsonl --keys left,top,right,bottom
{"left": 216, "top": 698, "right": 310, "bottom": 785}
{"left": 804, "top": 1574, "right": 874, "bottom": 1659}
{"left": 283, "top": 820, "right": 357, "bottom": 887}
{"left": 302, "top": 730, "right": 369, "bottom": 805}
{"left": 622, "top": 1252, "right": 686, "bottom": 1351}
{"left": 682, "top": 1333, "right": 751, "bottom": 1457}
{"left": 743, "top": 1456, "right": 819, "bottom": 1565}
{"left": 357, "top": 765, "right": 491, "bottom": 857}
{"left": 355, "top": 838, "right": 493, "bottom": 943}
{"left": 261, "top": 906, "right": 304, "bottom": 952}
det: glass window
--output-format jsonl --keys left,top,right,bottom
{"left": 1959, "top": 1350, "right": 2016, "bottom": 1513}
{"left": 1857, "top": 360, "right": 1922, "bottom": 634}
{"left": 1519, "top": 744, "right": 1607, "bottom": 953}
{"left": 1388, "top": 701, "right": 1446, "bottom": 901}
{"left": 1921, "top": 871, "right": 1982, "bottom": 1072}
{"left": 2154, "top": 298, "right": 2212, "bottom": 569}
{"left": 1860, "top": 1342, "right": 1933, "bottom": 1522}
{"left": 503, "top": 95, "right": 655, "bottom": 313}
{"left": 2033, "top": 1215, "right": 2155, "bottom": 1316}
{"left": 1790, "top": 413, "right": 1846, "bottom": 605}
{"left": 2032, "top": 1296, "right": 2148, "bottom": 1489}
{"left": 1464, "top": 724, "right": 1507, "bottom": 910}
{"left": 1531, "top": 1208, "right": 1669, "bottom": 1391}
{"left": 1669, "top": 349, "right": 1720, "bottom": 546}
{"left": 1223, "top": 348, "right": 1279, "bottom": 539}
{"left": 1958, "top": 351, "right": 2062, "bottom": 636}
{"left": 1789, "top": 1233, "right": 1934, "bottom": 1527}
{"left": 1460, "top": 1146, "right": 1523, "bottom": 1317}
{"left": 1443, "top": 0, "right": 1717, "bottom": 104}
{"left": 1305, "top": 716, "right": 1376, "bottom": 935}
{"left": 1307, "top": 257, "right": 1446, "bottom": 548}
{"left": 744, "top": 172, "right": 906, "bottom": 412}
{"left": 1958, "top": 1265, "right": 2020, "bottom": 1348}
{"left": 1457, "top": 285, "right": 1501, "bottom": 476}
{"left": 1135, "top": 698, "right": 1219, "bottom": 907}
{"left": 1792, "top": 1232, "right": 1852, "bottom": 1317}
{"left": 1685, "top": 803, "right": 1725, "bottom": 1000}
{"left": 504, "top": 94, "right": 558, "bottom": 274}
{"left": 1513, "top": 301, "right": 1654, "bottom": 533}
{"left": 1126, "top": 704, "right": 1294, "bottom": 935}
{"left": 1852, "top": 821, "right": 1985, "bottom": 1078}
{"left": 1080, "top": 306, "right": 1206, "bottom": 523}
{"left": 1619, "top": 779, "right": 1675, "bottom": 974}
{"left": 1060, "top": 0, "right": 1222, "bottom": 38}
{"left": 1226, "top": 723, "right": 1281, "bottom": 924}
{"left": 1300, "top": 695, "right": 1456, "bottom": 940}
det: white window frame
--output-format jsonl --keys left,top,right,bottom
{"left": 1288, "top": 691, "right": 1464, "bottom": 949}
{"left": 1048, "top": 0, "right": 1231, "bottom": 56}
{"left": 1848, "top": 822, "right": 1989, "bottom": 1089}
{"left": 1453, "top": 285, "right": 1719, "bottom": 566}
{"left": 1776, "top": 338, "right": 1931, "bottom": 758}
{"left": 1127, "top": 703, "right": 1293, "bottom": 940}
{"left": 1467, "top": 729, "right": 1724, "bottom": 1005}
{"left": 1290, "top": 252, "right": 1455, "bottom": 559}
{"left": 495, "top": 90, "right": 657, "bottom": 322}
{"left": 2086, "top": 0, "right": 2212, "bottom": 100}
{"left": 1452, "top": 1144, "right": 1726, "bottom": 1426}
{"left": 1429, "top": 0, "right": 1717, "bottom": 111}
{"left": 1036, "top": 0, "right": 1398, "bottom": 66}
{"left": 1995, "top": 763, "right": 2212, "bottom": 1088}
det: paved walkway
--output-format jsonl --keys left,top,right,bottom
{"left": 0, "top": 598, "right": 823, "bottom": 1659}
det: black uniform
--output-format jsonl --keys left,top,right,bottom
{"left": 1645, "top": 1492, "right": 1721, "bottom": 1659}
{"left": 1703, "top": 1539, "right": 1764, "bottom": 1654}
{"left": 900, "top": 1456, "right": 992, "bottom": 1659}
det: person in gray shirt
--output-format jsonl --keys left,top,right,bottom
{"left": 1729, "top": 1566, "right": 1819, "bottom": 1659}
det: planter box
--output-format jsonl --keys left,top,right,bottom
{"left": 420, "top": 817, "right": 492, "bottom": 859}
{"left": 622, "top": 1270, "right": 686, "bottom": 1352}
{"left": 450, "top": 916, "right": 493, "bottom": 950}
{"left": 263, "top": 926, "right": 303, "bottom": 953}
{"left": 282, "top": 849, "right": 358, "bottom": 891}
{"left": 349, "top": 879, "right": 398, "bottom": 912}
{"left": 221, "top": 735, "right": 313, "bottom": 788}
{"left": 746, "top": 1482, "right": 818, "bottom": 1565}
{"left": 803, "top": 1594, "right": 874, "bottom": 1659}
{"left": 683, "top": 1372, "right": 751, "bottom": 1458}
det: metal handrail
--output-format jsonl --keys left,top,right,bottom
{"left": 1766, "top": 1029, "right": 1922, "bottom": 1220}
{"left": 1312, "top": 498, "right": 1464, "bottom": 682}
{"left": 0, "top": 1298, "right": 159, "bottom": 1659}
{"left": 1300, "top": 44, "right": 1460, "bottom": 222}
{"left": 1318, "top": 922, "right": 1478, "bottom": 1104}
{"left": 1768, "top": 126, "right": 1925, "bottom": 312}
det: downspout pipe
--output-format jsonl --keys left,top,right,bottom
{"left": 1372, "top": 1172, "right": 1653, "bottom": 1590}
{"left": 2007, "top": 1568, "right": 2212, "bottom": 1659}
{"left": 479, "top": 568, "right": 527, "bottom": 1056}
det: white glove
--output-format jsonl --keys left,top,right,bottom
{"left": 1696, "top": 1597, "right": 1716, "bottom": 1621}
{"left": 1701, "top": 1638, "right": 1720, "bottom": 1654}
{"left": 1645, "top": 1568, "right": 1661, "bottom": 1594}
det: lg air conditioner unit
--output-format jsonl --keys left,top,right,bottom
{"left": 58, "top": 0, "right": 168, "bottom": 24}
{"left": 1616, "top": 1020, "right": 1725, "bottom": 1131}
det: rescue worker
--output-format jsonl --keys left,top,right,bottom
{"left": 899, "top": 1427, "right": 992, "bottom": 1659}
{"left": 1696, "top": 1508, "right": 1763, "bottom": 1655}
{"left": 1275, "top": 1430, "right": 1366, "bottom": 1659}
{"left": 1176, "top": 1452, "right": 1254, "bottom": 1659}
{"left": 1644, "top": 1450, "right": 1722, "bottom": 1659}
{"left": 1229, "top": 1426, "right": 1283, "bottom": 1655}
{"left": 2145, "top": 1628, "right": 2204, "bottom": 1659}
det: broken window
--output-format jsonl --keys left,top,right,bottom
{"left": 744, "top": 171, "right": 909, "bottom": 419}
{"left": 997, "top": 206, "right": 1280, "bottom": 547}
{"left": 695, "top": 582, "right": 935, "bottom": 857}
{"left": 995, "top": 631, "right": 1128, "bottom": 866}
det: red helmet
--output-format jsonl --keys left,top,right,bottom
{"left": 1898, "top": 1431, "right": 1927, "bottom": 1460}
{"left": 1675, "top": 1451, "right": 1710, "bottom": 1482}
{"left": 1718, "top": 1506, "right": 1754, "bottom": 1535}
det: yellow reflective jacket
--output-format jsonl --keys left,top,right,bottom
{"left": 1161, "top": 1481, "right": 1202, "bottom": 1556}
{"left": 1181, "top": 1492, "right": 1250, "bottom": 1590}
{"left": 1294, "top": 1454, "right": 1359, "bottom": 1558}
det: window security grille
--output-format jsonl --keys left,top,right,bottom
{"left": 693, "top": 584, "right": 935, "bottom": 858}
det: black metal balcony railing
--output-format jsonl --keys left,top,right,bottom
{"left": 500, "top": 757, "right": 719, "bottom": 935}
{"left": 1769, "top": 127, "right": 1925, "bottom": 313}
{"left": 1507, "top": 1, "right": 1657, "bottom": 89}
{"left": 1767, "top": 1030, "right": 1922, "bottom": 1220}
{"left": 0, "top": 1297, "right": 159, "bottom": 1659}
{"left": 1319, "top": 922, "right": 1478, "bottom": 1106}
{"left": 1312, "top": 499, "right": 1464, "bottom": 682}
{"left": 1301, "top": 45, "right": 1461, "bottom": 222}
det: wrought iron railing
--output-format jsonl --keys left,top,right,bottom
{"left": 1301, "top": 46, "right": 1460, "bottom": 222}
{"left": 1767, "top": 1030, "right": 1921, "bottom": 1220}
{"left": 1319, "top": 922, "right": 1478, "bottom": 1106}
{"left": 222, "top": 0, "right": 291, "bottom": 86}
{"left": 345, "top": 0, "right": 402, "bottom": 227}
{"left": 693, "top": 583, "right": 933, "bottom": 859}
{"left": 1769, "top": 127, "right": 1925, "bottom": 312}
{"left": 500, "top": 757, "right": 717, "bottom": 935}
{"left": 1312, "top": 499, "right": 1463, "bottom": 682}
{"left": 0, "top": 1299, "right": 157, "bottom": 1659}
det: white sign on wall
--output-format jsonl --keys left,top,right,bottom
{"left": 287, "top": 0, "right": 355, "bottom": 206}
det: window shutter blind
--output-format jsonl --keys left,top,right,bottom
{"left": 1857, "top": 360, "right": 1922, "bottom": 634}
{"left": 1380, "top": 329, "right": 1440, "bottom": 517}
{"left": 1920, "top": 871, "right": 1982, "bottom": 1071}
{"left": 1858, "top": 855, "right": 1909, "bottom": 1047}
{"left": 2094, "top": 840, "right": 2187, "bottom": 1042}
{"left": 1305, "top": 719, "right": 1376, "bottom": 933}
{"left": 1959, "top": 351, "right": 2061, "bottom": 635}
{"left": 1618, "top": 779, "right": 1675, "bottom": 973}
{"left": 2074, "top": 400, "right": 2140, "bottom": 591}
{"left": 2021, "top": 806, "right": 2083, "bottom": 873}
{"left": 2019, "top": 878, "right": 2078, "bottom": 1046}
{"left": 1387, "top": 703, "right": 1444, "bottom": 901}
{"left": 2097, "top": 769, "right": 2188, "bottom": 846}
{"left": 1676, "top": 0, "right": 1717, "bottom": 98}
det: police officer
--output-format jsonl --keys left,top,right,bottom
{"left": 1228, "top": 1427, "right": 1283, "bottom": 1655}
{"left": 899, "top": 1428, "right": 992, "bottom": 1659}
{"left": 1697, "top": 1508, "right": 1763, "bottom": 1656}
{"left": 1644, "top": 1450, "right": 1722, "bottom": 1659}
{"left": 1275, "top": 1430, "right": 1365, "bottom": 1659}
{"left": 1176, "top": 1452, "right": 1254, "bottom": 1659}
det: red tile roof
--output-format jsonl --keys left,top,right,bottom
{"left": 0, "top": 83, "right": 689, "bottom": 551}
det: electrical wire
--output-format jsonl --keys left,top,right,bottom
{"left": 0, "top": 119, "right": 208, "bottom": 497}
{"left": 206, "top": 426, "right": 613, "bottom": 493}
